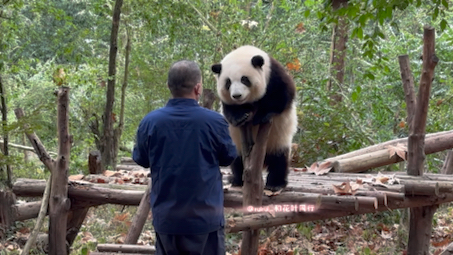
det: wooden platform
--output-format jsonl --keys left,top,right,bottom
{"left": 11, "top": 166, "right": 453, "bottom": 231}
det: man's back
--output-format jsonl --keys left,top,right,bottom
{"left": 133, "top": 98, "right": 237, "bottom": 235}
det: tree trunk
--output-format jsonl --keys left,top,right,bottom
{"left": 0, "top": 75, "right": 12, "bottom": 188}
{"left": 406, "top": 26, "right": 438, "bottom": 255}
{"left": 102, "top": 0, "right": 123, "bottom": 170}
{"left": 48, "top": 87, "right": 71, "bottom": 255}
{"left": 0, "top": 190, "right": 15, "bottom": 240}
{"left": 398, "top": 55, "right": 417, "bottom": 131}
{"left": 326, "top": 0, "right": 348, "bottom": 103}
{"left": 114, "top": 21, "right": 131, "bottom": 169}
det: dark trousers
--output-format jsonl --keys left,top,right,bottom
{"left": 155, "top": 227, "right": 225, "bottom": 255}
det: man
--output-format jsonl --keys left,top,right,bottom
{"left": 132, "top": 60, "right": 237, "bottom": 255}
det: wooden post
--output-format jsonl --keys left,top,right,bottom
{"left": 405, "top": 26, "right": 439, "bottom": 255}
{"left": 49, "top": 87, "right": 71, "bottom": 255}
{"left": 240, "top": 121, "right": 272, "bottom": 255}
{"left": 201, "top": 88, "right": 218, "bottom": 110}
{"left": 0, "top": 190, "right": 15, "bottom": 240}
{"left": 88, "top": 150, "right": 103, "bottom": 174}
{"left": 125, "top": 180, "right": 152, "bottom": 244}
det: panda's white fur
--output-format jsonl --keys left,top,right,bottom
{"left": 212, "top": 45, "right": 298, "bottom": 190}
{"left": 215, "top": 45, "right": 297, "bottom": 153}
{"left": 228, "top": 102, "right": 297, "bottom": 154}
{"left": 216, "top": 46, "right": 271, "bottom": 105}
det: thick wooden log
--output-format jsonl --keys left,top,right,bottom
{"left": 324, "top": 130, "right": 453, "bottom": 163}
{"left": 116, "top": 164, "right": 147, "bottom": 171}
{"left": 14, "top": 179, "right": 145, "bottom": 207}
{"left": 241, "top": 121, "right": 272, "bottom": 255}
{"left": 97, "top": 244, "right": 155, "bottom": 253}
{"left": 125, "top": 180, "right": 151, "bottom": 244}
{"left": 226, "top": 191, "right": 453, "bottom": 233}
{"left": 14, "top": 201, "right": 42, "bottom": 221}
{"left": 404, "top": 182, "right": 439, "bottom": 196}
{"left": 49, "top": 87, "right": 71, "bottom": 255}
{"left": 332, "top": 132, "right": 453, "bottom": 173}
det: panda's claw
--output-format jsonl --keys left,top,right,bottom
{"left": 231, "top": 112, "right": 252, "bottom": 127}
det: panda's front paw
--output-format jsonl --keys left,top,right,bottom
{"left": 231, "top": 112, "right": 253, "bottom": 127}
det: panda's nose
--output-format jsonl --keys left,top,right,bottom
{"left": 232, "top": 94, "right": 242, "bottom": 99}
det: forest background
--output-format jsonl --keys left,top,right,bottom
{"left": 1, "top": 0, "right": 453, "bottom": 254}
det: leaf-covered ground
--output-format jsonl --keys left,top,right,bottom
{"left": 2, "top": 203, "right": 453, "bottom": 255}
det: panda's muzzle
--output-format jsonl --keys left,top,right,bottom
{"left": 229, "top": 82, "right": 250, "bottom": 102}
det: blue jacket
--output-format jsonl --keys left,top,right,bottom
{"left": 132, "top": 98, "right": 237, "bottom": 235}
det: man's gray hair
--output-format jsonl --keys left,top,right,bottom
{"left": 167, "top": 60, "right": 202, "bottom": 97}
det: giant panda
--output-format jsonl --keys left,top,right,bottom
{"left": 211, "top": 45, "right": 298, "bottom": 192}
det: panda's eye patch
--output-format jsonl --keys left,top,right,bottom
{"left": 241, "top": 76, "right": 251, "bottom": 87}
{"left": 225, "top": 78, "right": 231, "bottom": 90}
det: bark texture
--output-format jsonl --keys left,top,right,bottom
{"left": 48, "top": 87, "right": 71, "bottom": 255}
{"left": 101, "top": 0, "right": 123, "bottom": 170}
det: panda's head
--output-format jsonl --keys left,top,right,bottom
{"left": 211, "top": 45, "right": 271, "bottom": 105}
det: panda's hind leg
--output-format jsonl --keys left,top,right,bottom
{"left": 264, "top": 148, "right": 289, "bottom": 192}
{"left": 229, "top": 155, "right": 244, "bottom": 187}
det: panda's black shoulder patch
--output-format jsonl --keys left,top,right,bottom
{"left": 252, "top": 56, "right": 296, "bottom": 123}
{"left": 251, "top": 55, "right": 265, "bottom": 69}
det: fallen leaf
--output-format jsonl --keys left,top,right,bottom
{"left": 69, "top": 174, "right": 84, "bottom": 181}
{"left": 432, "top": 237, "right": 451, "bottom": 247}
{"left": 103, "top": 170, "right": 116, "bottom": 177}
{"left": 295, "top": 22, "right": 306, "bottom": 33}
{"left": 387, "top": 144, "right": 407, "bottom": 160}
{"left": 375, "top": 176, "right": 389, "bottom": 184}
{"left": 286, "top": 58, "right": 301, "bottom": 71}
{"left": 315, "top": 161, "right": 333, "bottom": 175}
{"left": 333, "top": 182, "right": 352, "bottom": 195}
{"left": 114, "top": 213, "right": 129, "bottom": 222}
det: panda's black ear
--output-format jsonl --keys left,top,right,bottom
{"left": 251, "top": 55, "right": 264, "bottom": 69}
{"left": 211, "top": 64, "right": 222, "bottom": 74}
